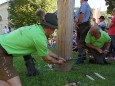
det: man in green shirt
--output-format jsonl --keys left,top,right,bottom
{"left": 85, "top": 25, "right": 111, "bottom": 64}
{"left": 0, "top": 11, "right": 65, "bottom": 86}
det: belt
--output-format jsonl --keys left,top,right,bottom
{"left": 78, "top": 21, "right": 90, "bottom": 26}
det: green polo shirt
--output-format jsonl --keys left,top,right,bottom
{"left": 85, "top": 29, "right": 111, "bottom": 48}
{"left": 0, "top": 24, "right": 48, "bottom": 57}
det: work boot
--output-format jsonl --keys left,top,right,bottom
{"left": 25, "top": 57, "right": 39, "bottom": 76}
{"left": 76, "top": 57, "right": 84, "bottom": 64}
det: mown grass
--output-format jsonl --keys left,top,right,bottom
{"left": 13, "top": 49, "right": 115, "bottom": 86}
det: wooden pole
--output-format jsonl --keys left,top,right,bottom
{"left": 54, "top": 0, "right": 74, "bottom": 71}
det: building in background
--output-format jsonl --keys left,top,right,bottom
{"left": 93, "top": 8, "right": 101, "bottom": 23}
{"left": 0, "top": 2, "right": 8, "bottom": 34}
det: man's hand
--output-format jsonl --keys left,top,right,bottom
{"left": 76, "top": 25, "right": 79, "bottom": 30}
{"left": 43, "top": 56, "right": 66, "bottom": 65}
{"left": 74, "top": 18, "right": 78, "bottom": 23}
{"left": 103, "top": 49, "right": 109, "bottom": 54}
{"left": 56, "top": 57, "right": 66, "bottom": 65}
{"left": 57, "top": 59, "right": 65, "bottom": 65}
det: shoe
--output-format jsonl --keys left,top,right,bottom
{"left": 106, "top": 57, "right": 114, "bottom": 60}
{"left": 25, "top": 58, "right": 39, "bottom": 76}
{"left": 76, "top": 58, "right": 84, "bottom": 64}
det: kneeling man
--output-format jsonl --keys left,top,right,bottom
{"left": 85, "top": 25, "right": 111, "bottom": 64}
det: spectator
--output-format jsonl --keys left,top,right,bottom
{"left": 0, "top": 10, "right": 65, "bottom": 86}
{"left": 2, "top": 26, "right": 10, "bottom": 34}
{"left": 74, "top": 0, "right": 91, "bottom": 64}
{"left": 92, "top": 18, "right": 98, "bottom": 26}
{"left": 72, "top": 30, "right": 78, "bottom": 52}
{"left": 85, "top": 25, "right": 111, "bottom": 64}
{"left": 108, "top": 8, "right": 115, "bottom": 59}
{"left": 8, "top": 26, "right": 11, "bottom": 32}
{"left": 98, "top": 16, "right": 106, "bottom": 31}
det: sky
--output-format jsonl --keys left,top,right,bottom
{"left": 75, "top": 0, "right": 108, "bottom": 11}
{"left": 0, "top": 0, "right": 108, "bottom": 11}
{"left": 0, "top": 0, "right": 7, "bottom": 4}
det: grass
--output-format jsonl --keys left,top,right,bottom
{"left": 13, "top": 49, "right": 115, "bottom": 86}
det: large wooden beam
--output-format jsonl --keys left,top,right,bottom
{"left": 54, "top": 0, "right": 74, "bottom": 71}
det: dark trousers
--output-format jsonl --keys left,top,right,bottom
{"left": 87, "top": 48, "right": 107, "bottom": 64}
{"left": 23, "top": 55, "right": 38, "bottom": 76}
{"left": 76, "top": 22, "right": 90, "bottom": 63}
{"left": 23, "top": 55, "right": 32, "bottom": 61}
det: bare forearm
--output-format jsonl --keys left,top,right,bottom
{"left": 48, "top": 49, "right": 58, "bottom": 59}
{"left": 104, "top": 42, "right": 111, "bottom": 50}
{"left": 43, "top": 56, "right": 61, "bottom": 64}
{"left": 109, "top": 22, "right": 114, "bottom": 28}
{"left": 45, "top": 50, "right": 65, "bottom": 64}
{"left": 86, "top": 43, "right": 98, "bottom": 50}
{"left": 78, "top": 13, "right": 84, "bottom": 24}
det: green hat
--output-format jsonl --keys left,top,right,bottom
{"left": 41, "top": 13, "right": 58, "bottom": 29}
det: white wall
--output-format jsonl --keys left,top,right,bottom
{"left": 0, "top": 2, "right": 8, "bottom": 34}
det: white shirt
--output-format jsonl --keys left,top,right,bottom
{"left": 2, "top": 27, "right": 9, "bottom": 34}
{"left": 98, "top": 21, "right": 106, "bottom": 27}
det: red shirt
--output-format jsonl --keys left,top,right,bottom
{"left": 108, "top": 16, "right": 115, "bottom": 35}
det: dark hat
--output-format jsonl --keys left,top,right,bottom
{"left": 99, "top": 16, "right": 105, "bottom": 20}
{"left": 41, "top": 13, "right": 58, "bottom": 29}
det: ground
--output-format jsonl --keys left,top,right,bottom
{"left": 14, "top": 50, "right": 115, "bottom": 86}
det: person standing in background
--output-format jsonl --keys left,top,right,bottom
{"left": 2, "top": 26, "right": 10, "bottom": 34}
{"left": 108, "top": 8, "right": 115, "bottom": 59}
{"left": 92, "top": 18, "right": 98, "bottom": 26}
{"left": 98, "top": 16, "right": 106, "bottom": 31}
{"left": 74, "top": 0, "right": 91, "bottom": 64}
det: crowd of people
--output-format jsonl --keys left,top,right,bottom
{"left": 74, "top": 0, "right": 115, "bottom": 65}
{"left": 0, "top": 0, "right": 115, "bottom": 86}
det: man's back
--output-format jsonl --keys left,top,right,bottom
{"left": 0, "top": 24, "right": 47, "bottom": 56}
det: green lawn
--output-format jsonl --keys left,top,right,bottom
{"left": 13, "top": 50, "right": 115, "bottom": 86}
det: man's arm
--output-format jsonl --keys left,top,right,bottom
{"left": 109, "top": 22, "right": 114, "bottom": 28}
{"left": 86, "top": 43, "right": 103, "bottom": 53}
{"left": 104, "top": 42, "right": 111, "bottom": 50}
{"left": 42, "top": 49, "right": 65, "bottom": 64}
{"left": 78, "top": 13, "right": 84, "bottom": 24}
{"left": 48, "top": 49, "right": 58, "bottom": 58}
{"left": 86, "top": 43, "right": 98, "bottom": 50}
{"left": 42, "top": 55, "right": 64, "bottom": 64}
{"left": 103, "top": 42, "right": 111, "bottom": 54}
{"left": 109, "top": 17, "right": 115, "bottom": 28}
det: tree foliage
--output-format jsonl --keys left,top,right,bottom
{"left": 105, "top": 0, "right": 115, "bottom": 13}
{"left": 8, "top": 0, "right": 57, "bottom": 28}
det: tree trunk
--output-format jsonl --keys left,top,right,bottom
{"left": 54, "top": 0, "right": 74, "bottom": 71}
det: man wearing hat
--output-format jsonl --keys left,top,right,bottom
{"left": 0, "top": 10, "right": 65, "bottom": 86}
{"left": 98, "top": 16, "right": 106, "bottom": 31}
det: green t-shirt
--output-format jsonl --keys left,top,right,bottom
{"left": 85, "top": 30, "right": 111, "bottom": 48}
{"left": 0, "top": 24, "right": 48, "bottom": 57}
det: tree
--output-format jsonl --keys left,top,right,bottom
{"left": 54, "top": 0, "right": 74, "bottom": 71}
{"left": 8, "top": 0, "right": 57, "bottom": 28}
{"left": 105, "top": 0, "right": 115, "bottom": 13}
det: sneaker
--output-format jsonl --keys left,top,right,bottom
{"left": 106, "top": 57, "right": 115, "bottom": 60}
